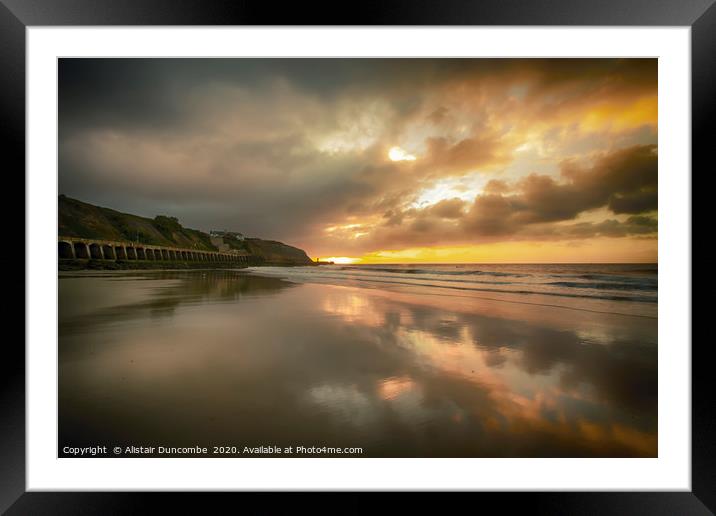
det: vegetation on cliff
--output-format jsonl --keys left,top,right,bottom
{"left": 58, "top": 195, "right": 315, "bottom": 265}
{"left": 243, "top": 238, "right": 315, "bottom": 266}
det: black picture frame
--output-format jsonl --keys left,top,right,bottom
{"left": 2, "top": 0, "right": 708, "bottom": 512}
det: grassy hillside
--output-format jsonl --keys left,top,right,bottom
{"left": 59, "top": 195, "right": 216, "bottom": 250}
{"left": 58, "top": 195, "right": 315, "bottom": 265}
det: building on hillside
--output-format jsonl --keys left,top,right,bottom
{"left": 210, "top": 236, "right": 230, "bottom": 251}
{"left": 210, "top": 230, "right": 245, "bottom": 241}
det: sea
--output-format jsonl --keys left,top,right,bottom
{"left": 246, "top": 263, "right": 658, "bottom": 318}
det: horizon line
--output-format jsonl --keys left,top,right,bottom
{"left": 313, "top": 260, "right": 658, "bottom": 265}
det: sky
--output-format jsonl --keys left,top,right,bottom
{"left": 59, "top": 58, "right": 657, "bottom": 263}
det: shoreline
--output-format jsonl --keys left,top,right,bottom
{"left": 58, "top": 259, "right": 249, "bottom": 271}
{"left": 58, "top": 259, "right": 315, "bottom": 271}
{"left": 243, "top": 265, "right": 657, "bottom": 319}
{"left": 58, "top": 264, "right": 657, "bottom": 319}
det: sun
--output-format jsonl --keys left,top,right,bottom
{"left": 321, "top": 256, "right": 359, "bottom": 264}
{"left": 388, "top": 146, "right": 416, "bottom": 162}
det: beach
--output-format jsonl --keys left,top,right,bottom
{"left": 58, "top": 265, "right": 657, "bottom": 458}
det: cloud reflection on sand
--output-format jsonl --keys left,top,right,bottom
{"left": 59, "top": 270, "right": 656, "bottom": 457}
{"left": 313, "top": 283, "right": 656, "bottom": 456}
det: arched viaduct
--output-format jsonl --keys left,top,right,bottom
{"left": 58, "top": 236, "right": 252, "bottom": 265}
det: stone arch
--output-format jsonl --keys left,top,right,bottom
{"left": 102, "top": 245, "right": 115, "bottom": 260}
{"left": 161, "top": 249, "right": 169, "bottom": 260}
{"left": 126, "top": 247, "right": 137, "bottom": 260}
{"left": 88, "top": 243, "right": 103, "bottom": 260}
{"left": 153, "top": 249, "right": 162, "bottom": 260}
{"left": 58, "top": 241, "right": 74, "bottom": 259}
{"left": 115, "top": 246, "right": 127, "bottom": 260}
{"left": 136, "top": 248, "right": 146, "bottom": 260}
{"left": 73, "top": 242, "right": 90, "bottom": 259}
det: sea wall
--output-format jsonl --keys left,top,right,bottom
{"left": 59, "top": 236, "right": 256, "bottom": 270}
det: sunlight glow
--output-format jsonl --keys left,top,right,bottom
{"left": 351, "top": 239, "right": 657, "bottom": 264}
{"left": 412, "top": 175, "right": 486, "bottom": 208}
{"left": 324, "top": 223, "right": 362, "bottom": 233}
{"left": 388, "top": 146, "right": 416, "bottom": 162}
{"left": 321, "top": 256, "right": 359, "bottom": 264}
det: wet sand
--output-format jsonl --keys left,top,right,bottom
{"left": 58, "top": 269, "right": 657, "bottom": 457}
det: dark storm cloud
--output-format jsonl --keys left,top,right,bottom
{"left": 60, "top": 58, "right": 657, "bottom": 136}
{"left": 562, "top": 216, "right": 658, "bottom": 238}
{"left": 59, "top": 58, "right": 479, "bottom": 133}
{"left": 463, "top": 144, "right": 657, "bottom": 234}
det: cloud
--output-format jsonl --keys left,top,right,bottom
{"left": 423, "top": 136, "right": 508, "bottom": 174}
{"left": 426, "top": 198, "right": 467, "bottom": 219}
{"left": 462, "top": 144, "right": 657, "bottom": 235}
{"left": 58, "top": 58, "right": 658, "bottom": 258}
{"left": 562, "top": 216, "right": 658, "bottom": 238}
{"left": 317, "top": 144, "right": 657, "bottom": 254}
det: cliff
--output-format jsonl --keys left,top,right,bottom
{"left": 58, "top": 195, "right": 315, "bottom": 265}
{"left": 243, "top": 238, "right": 314, "bottom": 266}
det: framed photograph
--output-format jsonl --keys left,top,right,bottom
{"left": 4, "top": 0, "right": 709, "bottom": 511}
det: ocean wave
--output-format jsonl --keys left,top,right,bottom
{"left": 251, "top": 264, "right": 657, "bottom": 305}
{"left": 340, "top": 266, "right": 526, "bottom": 278}
{"left": 271, "top": 272, "right": 657, "bottom": 304}
{"left": 548, "top": 281, "right": 657, "bottom": 291}
{"left": 552, "top": 273, "right": 657, "bottom": 282}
